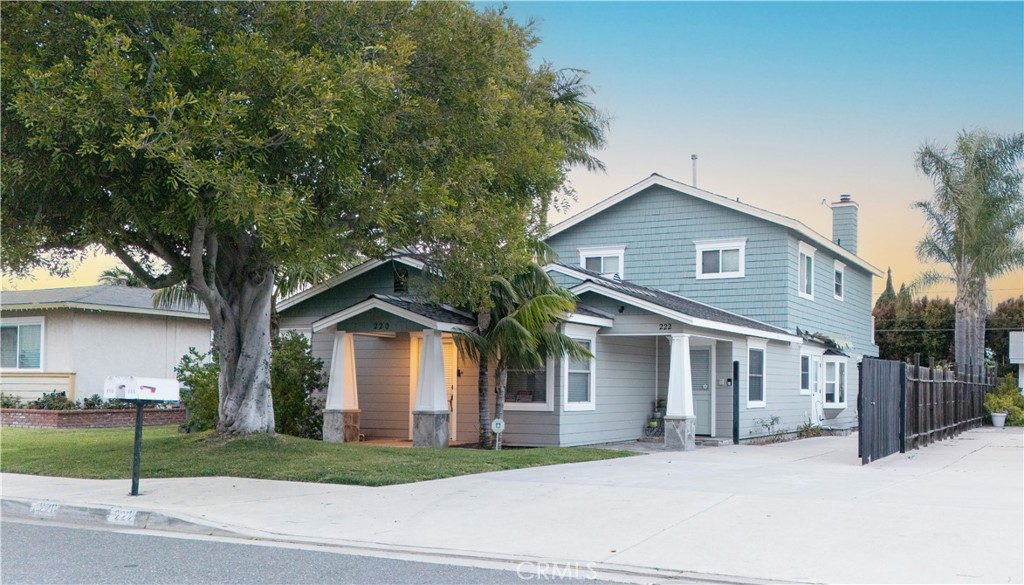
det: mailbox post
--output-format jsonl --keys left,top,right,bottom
{"left": 103, "top": 377, "right": 181, "bottom": 496}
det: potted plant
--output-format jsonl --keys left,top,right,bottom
{"left": 984, "top": 374, "right": 1022, "bottom": 428}
{"left": 991, "top": 410, "right": 1008, "bottom": 428}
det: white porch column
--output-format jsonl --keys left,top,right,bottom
{"left": 413, "top": 329, "right": 450, "bottom": 447}
{"left": 323, "top": 331, "right": 360, "bottom": 443}
{"left": 665, "top": 333, "right": 697, "bottom": 451}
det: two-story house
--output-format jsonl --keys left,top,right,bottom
{"left": 278, "top": 173, "right": 881, "bottom": 449}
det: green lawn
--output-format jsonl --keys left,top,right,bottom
{"left": 0, "top": 426, "right": 634, "bottom": 486}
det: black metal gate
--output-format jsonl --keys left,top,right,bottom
{"left": 858, "top": 358, "right": 905, "bottom": 465}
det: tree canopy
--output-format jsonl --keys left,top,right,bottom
{"left": 2, "top": 2, "right": 607, "bottom": 433}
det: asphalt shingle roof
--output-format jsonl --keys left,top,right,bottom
{"left": 554, "top": 263, "right": 792, "bottom": 337}
{"left": 1, "top": 285, "right": 207, "bottom": 316}
{"left": 370, "top": 294, "right": 477, "bottom": 327}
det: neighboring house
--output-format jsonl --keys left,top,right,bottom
{"left": 0, "top": 286, "right": 210, "bottom": 402}
{"left": 1010, "top": 331, "right": 1023, "bottom": 390}
{"left": 278, "top": 173, "right": 882, "bottom": 449}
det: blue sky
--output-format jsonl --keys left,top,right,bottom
{"left": 484, "top": 1, "right": 1024, "bottom": 301}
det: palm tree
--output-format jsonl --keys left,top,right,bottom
{"left": 97, "top": 267, "right": 144, "bottom": 287}
{"left": 913, "top": 129, "right": 1024, "bottom": 371}
{"left": 455, "top": 262, "right": 591, "bottom": 448}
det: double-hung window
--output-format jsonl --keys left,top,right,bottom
{"left": 798, "top": 242, "right": 815, "bottom": 300}
{"left": 824, "top": 358, "right": 847, "bottom": 407}
{"left": 833, "top": 261, "right": 845, "bottom": 301}
{"left": 695, "top": 238, "right": 746, "bottom": 279}
{"left": 563, "top": 324, "right": 597, "bottom": 411}
{"left": 1, "top": 317, "right": 44, "bottom": 370}
{"left": 578, "top": 246, "right": 625, "bottom": 280}
{"left": 747, "top": 338, "right": 767, "bottom": 408}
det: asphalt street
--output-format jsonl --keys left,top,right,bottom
{"left": 1, "top": 520, "right": 613, "bottom": 585}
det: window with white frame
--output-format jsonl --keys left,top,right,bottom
{"left": 747, "top": 341, "right": 766, "bottom": 407}
{"left": 800, "top": 352, "right": 823, "bottom": 396}
{"left": 798, "top": 242, "right": 815, "bottom": 300}
{"left": 505, "top": 356, "right": 553, "bottom": 410}
{"left": 563, "top": 325, "right": 597, "bottom": 411}
{"left": 578, "top": 246, "right": 624, "bottom": 280}
{"left": 833, "top": 261, "right": 845, "bottom": 301}
{"left": 694, "top": 238, "right": 746, "bottom": 279}
{"left": 824, "top": 358, "right": 847, "bottom": 407}
{"left": 1, "top": 317, "right": 44, "bottom": 370}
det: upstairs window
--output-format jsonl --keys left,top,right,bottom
{"left": 833, "top": 261, "right": 845, "bottom": 301}
{"left": 578, "top": 246, "right": 625, "bottom": 280}
{"left": 695, "top": 238, "right": 746, "bottom": 279}
{"left": 1, "top": 318, "right": 43, "bottom": 370}
{"left": 798, "top": 242, "right": 816, "bottom": 300}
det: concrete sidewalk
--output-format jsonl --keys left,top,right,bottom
{"left": 3, "top": 428, "right": 1022, "bottom": 584}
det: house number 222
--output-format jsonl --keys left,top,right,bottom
{"left": 658, "top": 323, "right": 672, "bottom": 330}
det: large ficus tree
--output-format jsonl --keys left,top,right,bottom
{"left": 914, "top": 130, "right": 1024, "bottom": 371}
{"left": 2, "top": 2, "right": 604, "bottom": 434}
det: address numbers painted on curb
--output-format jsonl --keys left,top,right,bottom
{"left": 106, "top": 508, "right": 138, "bottom": 526}
{"left": 30, "top": 502, "right": 59, "bottom": 518}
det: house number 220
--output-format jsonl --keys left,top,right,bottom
{"left": 373, "top": 321, "right": 391, "bottom": 331}
{"left": 658, "top": 323, "right": 672, "bottom": 330}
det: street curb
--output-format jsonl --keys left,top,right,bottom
{"left": 2, "top": 496, "right": 810, "bottom": 585}
{"left": 1, "top": 497, "right": 241, "bottom": 539}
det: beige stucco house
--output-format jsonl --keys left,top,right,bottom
{"left": 1, "top": 286, "right": 210, "bottom": 402}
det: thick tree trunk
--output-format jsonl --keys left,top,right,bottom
{"left": 478, "top": 352, "right": 492, "bottom": 448}
{"left": 208, "top": 270, "right": 276, "bottom": 435}
{"left": 954, "top": 278, "right": 987, "bottom": 374}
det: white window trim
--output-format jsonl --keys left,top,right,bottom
{"left": 504, "top": 355, "right": 555, "bottom": 412}
{"left": 798, "top": 242, "right": 816, "bottom": 300}
{"left": 799, "top": 348, "right": 826, "bottom": 395}
{"left": 694, "top": 237, "right": 747, "bottom": 280}
{"left": 833, "top": 260, "right": 846, "bottom": 301}
{"left": 746, "top": 337, "right": 767, "bottom": 408}
{"left": 0, "top": 316, "right": 45, "bottom": 372}
{"left": 563, "top": 324, "right": 597, "bottom": 412}
{"left": 823, "top": 356, "right": 849, "bottom": 408}
{"left": 578, "top": 246, "right": 625, "bottom": 279}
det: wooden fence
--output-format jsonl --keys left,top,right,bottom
{"left": 859, "top": 356, "right": 996, "bottom": 465}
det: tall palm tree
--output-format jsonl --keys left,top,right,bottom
{"left": 455, "top": 262, "right": 591, "bottom": 448}
{"left": 914, "top": 129, "right": 1024, "bottom": 371}
{"left": 97, "top": 267, "right": 144, "bottom": 287}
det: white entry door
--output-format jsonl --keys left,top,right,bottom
{"left": 409, "top": 336, "right": 458, "bottom": 441}
{"left": 691, "top": 348, "right": 713, "bottom": 435}
{"left": 810, "top": 356, "right": 825, "bottom": 423}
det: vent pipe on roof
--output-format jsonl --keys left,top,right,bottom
{"left": 691, "top": 154, "right": 698, "bottom": 188}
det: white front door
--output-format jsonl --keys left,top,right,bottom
{"left": 691, "top": 348, "right": 713, "bottom": 435}
{"left": 409, "top": 336, "right": 458, "bottom": 441}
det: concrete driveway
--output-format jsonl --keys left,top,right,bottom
{"left": 3, "top": 428, "right": 1021, "bottom": 584}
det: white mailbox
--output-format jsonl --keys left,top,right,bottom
{"left": 103, "top": 376, "right": 180, "bottom": 402}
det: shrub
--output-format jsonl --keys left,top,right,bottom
{"left": 271, "top": 332, "right": 326, "bottom": 440}
{"left": 26, "top": 391, "right": 76, "bottom": 410}
{"left": 174, "top": 334, "right": 326, "bottom": 438}
{"left": 797, "top": 420, "right": 823, "bottom": 438}
{"left": 0, "top": 393, "right": 21, "bottom": 409}
{"left": 984, "top": 374, "right": 1024, "bottom": 426}
{"left": 80, "top": 394, "right": 105, "bottom": 409}
{"left": 175, "top": 348, "right": 220, "bottom": 432}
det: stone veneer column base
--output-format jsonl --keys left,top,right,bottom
{"left": 323, "top": 409, "right": 360, "bottom": 443}
{"left": 664, "top": 416, "right": 696, "bottom": 451}
{"left": 412, "top": 411, "right": 450, "bottom": 448}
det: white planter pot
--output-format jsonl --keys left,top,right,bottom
{"left": 991, "top": 412, "right": 1007, "bottom": 428}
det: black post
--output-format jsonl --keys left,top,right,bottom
{"left": 130, "top": 401, "right": 144, "bottom": 496}
{"left": 732, "top": 361, "right": 740, "bottom": 445}
{"left": 899, "top": 361, "right": 907, "bottom": 453}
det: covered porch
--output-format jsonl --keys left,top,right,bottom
{"left": 309, "top": 294, "right": 478, "bottom": 448}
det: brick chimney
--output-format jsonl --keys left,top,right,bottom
{"left": 831, "top": 193, "right": 858, "bottom": 254}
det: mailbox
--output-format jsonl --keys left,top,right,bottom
{"left": 103, "top": 376, "right": 180, "bottom": 402}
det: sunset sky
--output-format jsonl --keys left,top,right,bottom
{"left": 5, "top": 2, "right": 1023, "bottom": 304}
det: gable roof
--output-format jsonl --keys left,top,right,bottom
{"left": 311, "top": 294, "right": 475, "bottom": 333}
{"left": 278, "top": 257, "right": 424, "bottom": 312}
{"left": 0, "top": 285, "right": 207, "bottom": 319}
{"left": 547, "top": 173, "right": 883, "bottom": 277}
{"left": 546, "top": 264, "right": 800, "bottom": 343}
